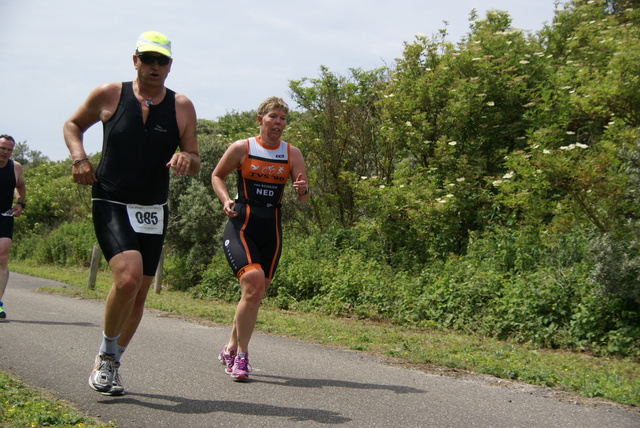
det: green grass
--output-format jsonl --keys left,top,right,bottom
{"left": 0, "top": 370, "right": 115, "bottom": 427}
{"left": 2, "top": 260, "right": 639, "bottom": 427}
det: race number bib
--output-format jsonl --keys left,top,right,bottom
{"left": 126, "top": 204, "right": 164, "bottom": 235}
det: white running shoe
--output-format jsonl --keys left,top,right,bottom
{"left": 102, "top": 362, "right": 125, "bottom": 396}
{"left": 89, "top": 353, "right": 116, "bottom": 393}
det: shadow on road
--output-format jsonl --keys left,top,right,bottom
{"left": 251, "top": 373, "right": 426, "bottom": 394}
{"left": 100, "top": 391, "right": 352, "bottom": 424}
{"left": 0, "top": 319, "right": 96, "bottom": 327}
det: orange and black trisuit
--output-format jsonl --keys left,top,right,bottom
{"left": 222, "top": 137, "right": 292, "bottom": 280}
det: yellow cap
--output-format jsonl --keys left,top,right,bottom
{"left": 136, "top": 31, "right": 172, "bottom": 57}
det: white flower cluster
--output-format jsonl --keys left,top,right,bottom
{"left": 492, "top": 171, "right": 515, "bottom": 187}
{"left": 560, "top": 143, "right": 589, "bottom": 150}
{"left": 436, "top": 194, "right": 455, "bottom": 204}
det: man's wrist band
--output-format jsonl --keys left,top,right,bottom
{"left": 72, "top": 157, "right": 89, "bottom": 166}
{"left": 17, "top": 201, "right": 25, "bottom": 208}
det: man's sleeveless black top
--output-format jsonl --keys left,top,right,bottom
{"left": 0, "top": 159, "right": 16, "bottom": 211}
{"left": 93, "top": 81, "right": 179, "bottom": 205}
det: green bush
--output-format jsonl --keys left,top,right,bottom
{"left": 306, "top": 250, "right": 398, "bottom": 319}
{"left": 569, "top": 294, "right": 640, "bottom": 359}
{"left": 409, "top": 226, "right": 640, "bottom": 357}
{"left": 191, "top": 250, "right": 238, "bottom": 302}
{"left": 14, "top": 219, "right": 96, "bottom": 267}
{"left": 486, "top": 270, "right": 580, "bottom": 348}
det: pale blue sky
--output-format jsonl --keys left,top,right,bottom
{"left": 0, "top": 0, "right": 557, "bottom": 160}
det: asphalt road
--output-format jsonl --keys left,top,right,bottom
{"left": 0, "top": 273, "right": 638, "bottom": 427}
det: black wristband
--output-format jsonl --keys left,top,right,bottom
{"left": 17, "top": 201, "right": 25, "bottom": 208}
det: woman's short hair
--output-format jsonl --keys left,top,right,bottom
{"left": 257, "top": 97, "right": 289, "bottom": 116}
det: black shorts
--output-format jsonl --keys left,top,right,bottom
{"left": 0, "top": 215, "right": 13, "bottom": 239}
{"left": 92, "top": 199, "right": 168, "bottom": 276}
{"left": 222, "top": 202, "right": 282, "bottom": 280}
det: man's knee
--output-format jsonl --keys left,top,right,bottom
{"left": 0, "top": 239, "right": 12, "bottom": 269}
{"left": 0, "top": 254, "right": 9, "bottom": 270}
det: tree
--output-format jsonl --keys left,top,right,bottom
{"left": 12, "top": 141, "right": 50, "bottom": 170}
{"left": 290, "top": 66, "right": 389, "bottom": 228}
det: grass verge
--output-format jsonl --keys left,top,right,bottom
{"left": 3, "top": 260, "right": 639, "bottom": 427}
{"left": 0, "top": 370, "right": 115, "bottom": 427}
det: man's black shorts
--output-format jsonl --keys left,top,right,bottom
{"left": 92, "top": 200, "right": 168, "bottom": 276}
{"left": 0, "top": 215, "right": 13, "bottom": 240}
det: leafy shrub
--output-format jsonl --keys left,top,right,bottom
{"left": 486, "top": 269, "right": 581, "bottom": 348}
{"left": 267, "top": 234, "right": 327, "bottom": 309}
{"left": 14, "top": 219, "right": 96, "bottom": 267}
{"left": 191, "top": 250, "right": 238, "bottom": 302}
{"left": 269, "top": 230, "right": 410, "bottom": 320}
{"left": 589, "top": 233, "right": 640, "bottom": 307}
{"left": 569, "top": 294, "right": 640, "bottom": 359}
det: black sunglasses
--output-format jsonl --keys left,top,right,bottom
{"left": 137, "top": 53, "right": 171, "bottom": 66}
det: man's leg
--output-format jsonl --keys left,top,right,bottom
{"left": 0, "top": 238, "right": 12, "bottom": 317}
{"left": 117, "top": 274, "right": 154, "bottom": 347}
{"left": 100, "top": 271, "right": 153, "bottom": 397}
{"left": 103, "top": 250, "right": 146, "bottom": 339}
{"left": 89, "top": 250, "right": 144, "bottom": 393}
